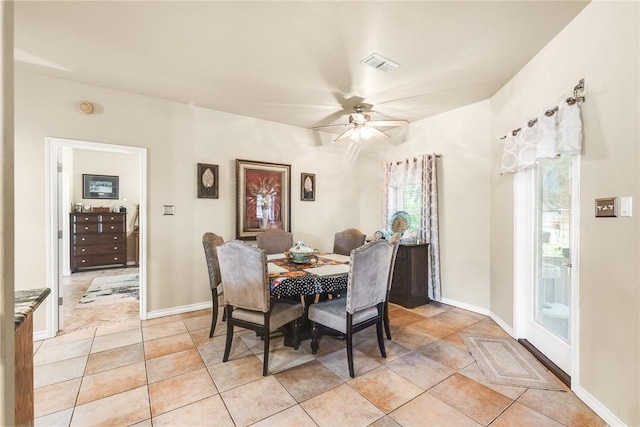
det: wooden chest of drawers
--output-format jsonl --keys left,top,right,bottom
{"left": 389, "top": 243, "right": 431, "bottom": 308}
{"left": 70, "top": 212, "right": 127, "bottom": 272}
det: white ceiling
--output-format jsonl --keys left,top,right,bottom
{"left": 14, "top": 1, "right": 589, "bottom": 130}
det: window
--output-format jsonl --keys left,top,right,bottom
{"left": 387, "top": 183, "right": 422, "bottom": 234}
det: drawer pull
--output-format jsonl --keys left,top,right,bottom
{"left": 114, "top": 246, "right": 118, "bottom": 250}
{"left": 114, "top": 237, "right": 118, "bottom": 240}
{"left": 110, "top": 217, "right": 115, "bottom": 220}
{"left": 84, "top": 226, "right": 89, "bottom": 230}
{"left": 114, "top": 257, "right": 118, "bottom": 261}
{"left": 82, "top": 260, "right": 86, "bottom": 263}
{"left": 110, "top": 226, "right": 115, "bottom": 229}
{"left": 81, "top": 237, "right": 86, "bottom": 241}
{"left": 84, "top": 217, "right": 89, "bottom": 221}
{"left": 82, "top": 249, "right": 85, "bottom": 252}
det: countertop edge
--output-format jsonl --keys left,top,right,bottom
{"left": 15, "top": 288, "right": 51, "bottom": 330}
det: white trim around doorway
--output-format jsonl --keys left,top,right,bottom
{"left": 45, "top": 137, "right": 148, "bottom": 339}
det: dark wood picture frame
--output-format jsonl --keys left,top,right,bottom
{"left": 82, "top": 174, "right": 119, "bottom": 199}
{"left": 301, "top": 172, "right": 315, "bottom": 201}
{"left": 197, "top": 163, "right": 219, "bottom": 199}
{"left": 236, "top": 159, "right": 291, "bottom": 240}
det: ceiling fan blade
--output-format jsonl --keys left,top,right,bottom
{"left": 312, "top": 123, "right": 350, "bottom": 130}
{"left": 371, "top": 128, "right": 390, "bottom": 140}
{"left": 371, "top": 120, "right": 409, "bottom": 127}
{"left": 335, "top": 128, "right": 355, "bottom": 142}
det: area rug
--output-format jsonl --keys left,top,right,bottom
{"left": 76, "top": 274, "right": 139, "bottom": 308}
{"left": 460, "top": 334, "right": 564, "bottom": 390}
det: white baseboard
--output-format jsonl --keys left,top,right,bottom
{"left": 33, "top": 330, "right": 52, "bottom": 341}
{"left": 573, "top": 384, "right": 627, "bottom": 427}
{"left": 439, "top": 297, "right": 515, "bottom": 337}
{"left": 146, "top": 301, "right": 212, "bottom": 319}
{"left": 440, "top": 297, "right": 491, "bottom": 316}
{"left": 488, "top": 312, "right": 515, "bottom": 337}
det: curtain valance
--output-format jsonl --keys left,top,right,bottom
{"left": 501, "top": 99, "right": 582, "bottom": 174}
{"left": 501, "top": 79, "right": 586, "bottom": 174}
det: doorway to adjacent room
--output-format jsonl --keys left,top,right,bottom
{"left": 46, "top": 137, "right": 147, "bottom": 336}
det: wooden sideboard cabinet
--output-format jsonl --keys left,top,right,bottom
{"left": 70, "top": 212, "right": 127, "bottom": 272}
{"left": 389, "top": 243, "right": 431, "bottom": 308}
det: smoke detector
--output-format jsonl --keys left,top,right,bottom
{"left": 360, "top": 53, "right": 399, "bottom": 72}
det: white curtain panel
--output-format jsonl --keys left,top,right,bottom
{"left": 424, "top": 155, "right": 442, "bottom": 301}
{"left": 382, "top": 154, "right": 442, "bottom": 301}
{"left": 501, "top": 98, "right": 582, "bottom": 174}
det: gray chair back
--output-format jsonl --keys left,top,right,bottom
{"left": 333, "top": 228, "right": 366, "bottom": 255}
{"left": 346, "top": 240, "right": 395, "bottom": 314}
{"left": 387, "top": 241, "right": 400, "bottom": 291}
{"left": 256, "top": 229, "right": 294, "bottom": 254}
{"left": 202, "top": 232, "right": 224, "bottom": 290}
{"left": 217, "top": 240, "right": 270, "bottom": 312}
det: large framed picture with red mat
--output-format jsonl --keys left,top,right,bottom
{"left": 236, "top": 159, "right": 291, "bottom": 240}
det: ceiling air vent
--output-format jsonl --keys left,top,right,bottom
{"left": 360, "top": 53, "right": 399, "bottom": 72}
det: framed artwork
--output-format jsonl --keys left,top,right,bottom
{"left": 301, "top": 173, "right": 315, "bottom": 201}
{"left": 82, "top": 174, "right": 119, "bottom": 199}
{"left": 236, "top": 159, "right": 291, "bottom": 240}
{"left": 197, "top": 163, "right": 219, "bottom": 199}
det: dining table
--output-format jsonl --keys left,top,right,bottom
{"left": 268, "top": 252, "right": 351, "bottom": 297}
{"left": 267, "top": 252, "right": 351, "bottom": 347}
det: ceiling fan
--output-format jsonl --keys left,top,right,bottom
{"left": 312, "top": 105, "right": 409, "bottom": 143}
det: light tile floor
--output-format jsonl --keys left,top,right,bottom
{"left": 61, "top": 267, "right": 140, "bottom": 332}
{"left": 34, "top": 299, "right": 608, "bottom": 426}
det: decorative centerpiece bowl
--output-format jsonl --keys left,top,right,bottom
{"left": 287, "top": 241, "right": 318, "bottom": 263}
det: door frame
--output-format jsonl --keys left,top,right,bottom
{"left": 512, "top": 155, "right": 581, "bottom": 389}
{"left": 45, "top": 137, "right": 148, "bottom": 338}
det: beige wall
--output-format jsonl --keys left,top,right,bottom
{"left": 14, "top": 71, "right": 360, "bottom": 328}
{"left": 360, "top": 100, "right": 493, "bottom": 309}
{"left": 490, "top": 1, "right": 639, "bottom": 425}
{"left": 11, "top": 2, "right": 639, "bottom": 423}
{"left": 71, "top": 149, "right": 140, "bottom": 263}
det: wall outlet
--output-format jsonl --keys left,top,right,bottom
{"left": 163, "top": 205, "right": 175, "bottom": 215}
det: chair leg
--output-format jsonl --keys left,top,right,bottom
{"left": 222, "top": 306, "right": 233, "bottom": 363}
{"left": 262, "top": 331, "right": 270, "bottom": 376}
{"left": 209, "top": 288, "right": 218, "bottom": 338}
{"left": 383, "top": 300, "right": 392, "bottom": 340}
{"left": 346, "top": 327, "right": 355, "bottom": 378}
{"left": 376, "top": 319, "right": 387, "bottom": 359}
{"left": 310, "top": 322, "right": 319, "bottom": 354}
{"left": 292, "top": 319, "right": 300, "bottom": 350}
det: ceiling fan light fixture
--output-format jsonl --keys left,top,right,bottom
{"left": 350, "top": 128, "right": 361, "bottom": 142}
{"left": 360, "top": 53, "right": 399, "bottom": 72}
{"left": 360, "top": 125, "right": 373, "bottom": 140}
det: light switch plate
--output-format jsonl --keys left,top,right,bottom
{"left": 595, "top": 197, "right": 617, "bottom": 217}
{"left": 163, "top": 205, "right": 175, "bottom": 215}
{"left": 620, "top": 197, "right": 632, "bottom": 217}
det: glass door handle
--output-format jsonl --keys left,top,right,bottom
{"left": 562, "top": 262, "right": 572, "bottom": 268}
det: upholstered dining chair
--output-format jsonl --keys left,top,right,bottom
{"left": 202, "top": 232, "right": 225, "bottom": 338}
{"left": 383, "top": 240, "right": 401, "bottom": 340}
{"left": 333, "top": 228, "right": 366, "bottom": 256}
{"left": 256, "top": 228, "right": 294, "bottom": 255}
{"left": 308, "top": 239, "right": 395, "bottom": 378}
{"left": 217, "top": 240, "right": 303, "bottom": 376}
